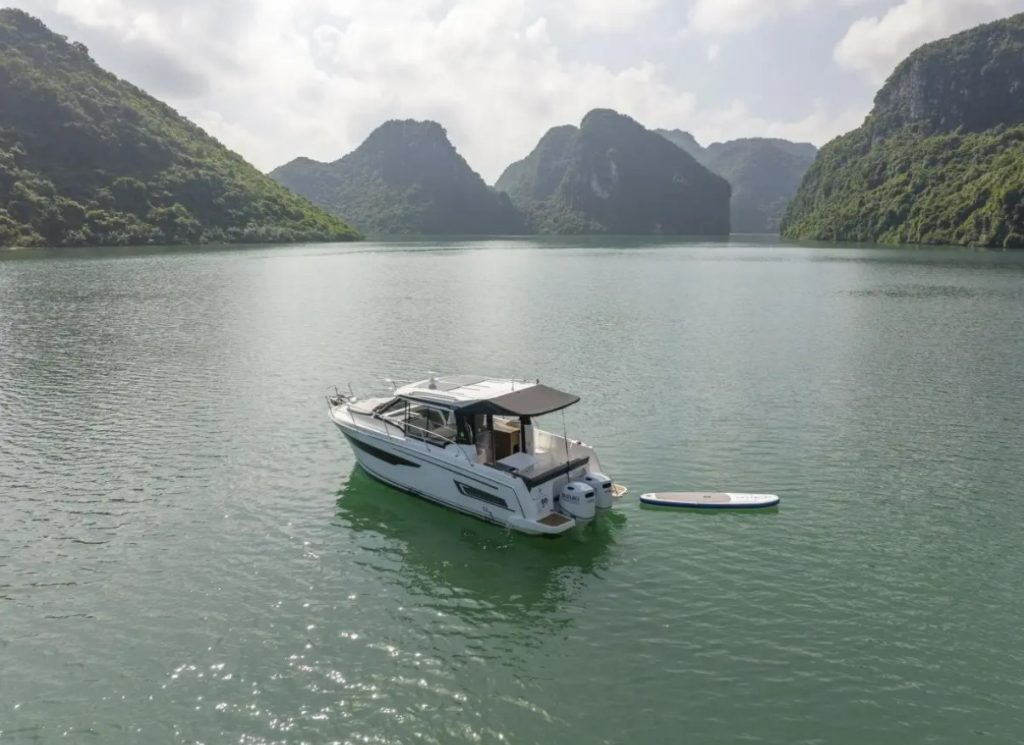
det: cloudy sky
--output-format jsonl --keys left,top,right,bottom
{"left": 17, "top": 0, "right": 1024, "bottom": 181}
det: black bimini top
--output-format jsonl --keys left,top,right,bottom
{"left": 454, "top": 384, "right": 580, "bottom": 417}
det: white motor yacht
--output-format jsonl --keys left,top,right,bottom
{"left": 327, "top": 375, "right": 618, "bottom": 535}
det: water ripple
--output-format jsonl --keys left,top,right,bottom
{"left": 1, "top": 241, "right": 1023, "bottom": 744}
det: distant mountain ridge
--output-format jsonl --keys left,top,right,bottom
{"left": 496, "top": 109, "right": 731, "bottom": 235}
{"left": 782, "top": 13, "right": 1024, "bottom": 248}
{"left": 0, "top": 8, "right": 358, "bottom": 248}
{"left": 656, "top": 130, "right": 817, "bottom": 233}
{"left": 270, "top": 120, "right": 524, "bottom": 235}
{"left": 656, "top": 129, "right": 705, "bottom": 161}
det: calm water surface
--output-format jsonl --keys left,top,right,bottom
{"left": 2, "top": 237, "right": 1023, "bottom": 744}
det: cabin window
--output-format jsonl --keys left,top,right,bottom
{"left": 407, "top": 403, "right": 456, "bottom": 445}
{"left": 375, "top": 398, "right": 409, "bottom": 435}
{"left": 376, "top": 400, "right": 452, "bottom": 446}
{"left": 377, "top": 398, "right": 407, "bottom": 419}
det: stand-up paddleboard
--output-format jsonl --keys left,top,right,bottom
{"left": 639, "top": 492, "right": 780, "bottom": 509}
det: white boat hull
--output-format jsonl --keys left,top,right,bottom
{"left": 332, "top": 416, "right": 583, "bottom": 535}
{"left": 338, "top": 425, "right": 527, "bottom": 528}
{"left": 325, "top": 375, "right": 613, "bottom": 536}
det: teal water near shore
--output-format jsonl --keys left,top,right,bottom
{"left": 2, "top": 237, "right": 1023, "bottom": 744}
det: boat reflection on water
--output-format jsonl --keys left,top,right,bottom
{"left": 334, "top": 466, "right": 625, "bottom": 624}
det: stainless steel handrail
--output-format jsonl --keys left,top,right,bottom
{"left": 376, "top": 414, "right": 476, "bottom": 464}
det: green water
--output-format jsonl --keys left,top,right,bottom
{"left": 2, "top": 237, "right": 1023, "bottom": 744}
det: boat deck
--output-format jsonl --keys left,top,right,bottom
{"left": 538, "top": 513, "right": 573, "bottom": 527}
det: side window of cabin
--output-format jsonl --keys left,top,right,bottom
{"left": 406, "top": 404, "right": 456, "bottom": 445}
{"left": 377, "top": 399, "right": 455, "bottom": 445}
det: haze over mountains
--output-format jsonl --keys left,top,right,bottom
{"left": 0, "top": 8, "right": 358, "bottom": 248}
{"left": 657, "top": 131, "right": 817, "bottom": 234}
{"left": 270, "top": 121, "right": 524, "bottom": 236}
{"left": 276, "top": 110, "right": 739, "bottom": 237}
{"left": 495, "top": 110, "right": 730, "bottom": 235}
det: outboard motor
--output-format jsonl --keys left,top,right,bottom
{"left": 559, "top": 482, "right": 596, "bottom": 522}
{"left": 583, "top": 472, "right": 614, "bottom": 509}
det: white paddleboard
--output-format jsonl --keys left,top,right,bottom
{"left": 639, "top": 492, "right": 780, "bottom": 509}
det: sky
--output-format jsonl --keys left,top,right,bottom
{"left": 15, "top": 0, "right": 1024, "bottom": 182}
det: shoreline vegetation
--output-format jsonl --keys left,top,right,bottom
{"left": 781, "top": 13, "right": 1024, "bottom": 249}
{"left": 2, "top": 8, "right": 1023, "bottom": 250}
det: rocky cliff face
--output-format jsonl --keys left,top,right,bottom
{"left": 271, "top": 120, "right": 524, "bottom": 235}
{"left": 496, "top": 110, "right": 730, "bottom": 235}
{"left": 656, "top": 131, "right": 817, "bottom": 233}
{"left": 782, "top": 13, "right": 1024, "bottom": 248}
{"left": 871, "top": 15, "right": 1024, "bottom": 137}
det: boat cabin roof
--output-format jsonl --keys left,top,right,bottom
{"left": 394, "top": 375, "right": 580, "bottom": 417}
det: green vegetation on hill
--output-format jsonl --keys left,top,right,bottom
{"left": 782, "top": 13, "right": 1024, "bottom": 248}
{"left": 0, "top": 9, "right": 359, "bottom": 248}
{"left": 496, "top": 110, "right": 730, "bottom": 235}
{"left": 656, "top": 130, "right": 817, "bottom": 233}
{"left": 270, "top": 120, "right": 524, "bottom": 235}
{"left": 783, "top": 125, "right": 1024, "bottom": 246}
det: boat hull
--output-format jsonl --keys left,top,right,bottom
{"left": 333, "top": 421, "right": 575, "bottom": 535}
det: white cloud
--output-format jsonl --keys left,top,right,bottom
{"left": 561, "top": 0, "right": 665, "bottom": 33}
{"left": 835, "top": 0, "right": 1022, "bottom": 83}
{"left": 659, "top": 98, "right": 868, "bottom": 149}
{"left": 19, "top": 0, "right": 705, "bottom": 181}
{"left": 688, "top": 0, "right": 817, "bottom": 36}
{"left": 19, "top": 0, "right": 939, "bottom": 185}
